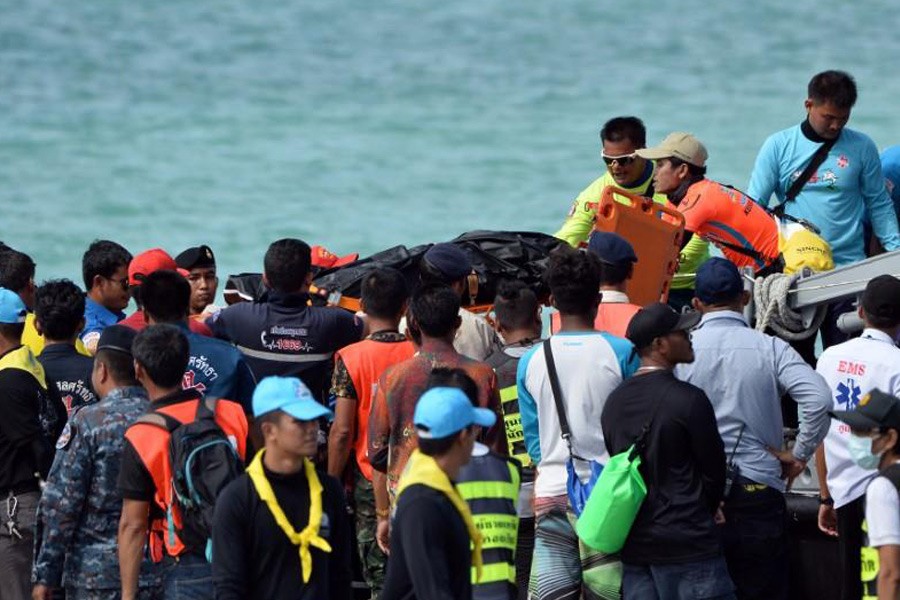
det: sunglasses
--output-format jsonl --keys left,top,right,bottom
{"left": 602, "top": 153, "right": 638, "bottom": 167}
{"left": 104, "top": 275, "right": 130, "bottom": 290}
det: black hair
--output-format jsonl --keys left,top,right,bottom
{"left": 132, "top": 324, "right": 190, "bottom": 388}
{"left": 82, "top": 240, "right": 132, "bottom": 291}
{"left": 0, "top": 322, "right": 25, "bottom": 342}
{"left": 599, "top": 261, "right": 632, "bottom": 287}
{"left": 808, "top": 70, "right": 857, "bottom": 110}
{"left": 409, "top": 283, "right": 460, "bottom": 338}
{"left": 426, "top": 367, "right": 479, "bottom": 406}
{"left": 34, "top": 279, "right": 85, "bottom": 341}
{"left": 545, "top": 246, "right": 602, "bottom": 317}
{"left": 600, "top": 116, "right": 647, "bottom": 148}
{"left": 663, "top": 156, "right": 707, "bottom": 179}
{"left": 141, "top": 270, "right": 190, "bottom": 323}
{"left": 264, "top": 238, "right": 312, "bottom": 293}
{"left": 864, "top": 309, "right": 900, "bottom": 331}
{"left": 0, "top": 249, "right": 36, "bottom": 293}
{"left": 493, "top": 280, "right": 539, "bottom": 331}
{"left": 95, "top": 348, "right": 138, "bottom": 386}
{"left": 361, "top": 267, "right": 409, "bottom": 320}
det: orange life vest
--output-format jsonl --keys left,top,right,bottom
{"left": 124, "top": 396, "right": 248, "bottom": 559}
{"left": 334, "top": 337, "right": 415, "bottom": 480}
{"left": 550, "top": 302, "right": 641, "bottom": 338}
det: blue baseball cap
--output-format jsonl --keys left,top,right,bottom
{"left": 0, "top": 288, "right": 27, "bottom": 324}
{"left": 423, "top": 243, "right": 472, "bottom": 281}
{"left": 587, "top": 232, "right": 638, "bottom": 265}
{"left": 695, "top": 257, "right": 744, "bottom": 304}
{"left": 414, "top": 387, "right": 496, "bottom": 439}
{"left": 252, "top": 376, "right": 333, "bottom": 421}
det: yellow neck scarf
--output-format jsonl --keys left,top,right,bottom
{"left": 247, "top": 450, "right": 332, "bottom": 583}
{"left": 396, "top": 449, "right": 484, "bottom": 581}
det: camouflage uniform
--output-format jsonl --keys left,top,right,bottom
{"left": 32, "top": 386, "right": 164, "bottom": 599}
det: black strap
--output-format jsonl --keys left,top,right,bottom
{"left": 728, "top": 424, "right": 746, "bottom": 466}
{"left": 543, "top": 339, "right": 586, "bottom": 461}
{"left": 195, "top": 396, "right": 218, "bottom": 420}
{"left": 629, "top": 381, "right": 669, "bottom": 460}
{"left": 136, "top": 396, "right": 219, "bottom": 432}
{"left": 772, "top": 137, "right": 838, "bottom": 218}
{"left": 643, "top": 179, "right": 655, "bottom": 200}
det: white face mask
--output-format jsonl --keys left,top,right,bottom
{"left": 847, "top": 434, "right": 884, "bottom": 471}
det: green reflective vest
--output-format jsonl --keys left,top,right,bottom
{"left": 458, "top": 449, "right": 521, "bottom": 600}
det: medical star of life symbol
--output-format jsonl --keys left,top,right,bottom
{"left": 183, "top": 370, "right": 207, "bottom": 393}
{"left": 836, "top": 378, "right": 862, "bottom": 410}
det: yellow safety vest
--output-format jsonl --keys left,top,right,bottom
{"left": 499, "top": 384, "right": 533, "bottom": 469}
{"left": 457, "top": 451, "right": 521, "bottom": 598}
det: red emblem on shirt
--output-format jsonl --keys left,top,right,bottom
{"left": 837, "top": 155, "right": 849, "bottom": 169}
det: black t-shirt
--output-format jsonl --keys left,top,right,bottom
{"left": 0, "top": 367, "right": 52, "bottom": 492}
{"left": 381, "top": 484, "right": 473, "bottom": 600}
{"left": 601, "top": 370, "right": 726, "bottom": 565}
{"left": 209, "top": 291, "right": 363, "bottom": 401}
{"left": 38, "top": 343, "right": 98, "bottom": 415}
{"left": 211, "top": 465, "right": 352, "bottom": 600}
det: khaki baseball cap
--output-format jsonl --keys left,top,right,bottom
{"left": 636, "top": 132, "right": 708, "bottom": 167}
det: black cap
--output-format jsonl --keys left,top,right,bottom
{"left": 695, "top": 257, "right": 744, "bottom": 304}
{"left": 831, "top": 389, "right": 900, "bottom": 431}
{"left": 96, "top": 324, "right": 138, "bottom": 356}
{"left": 423, "top": 243, "right": 472, "bottom": 281}
{"left": 862, "top": 275, "right": 900, "bottom": 323}
{"left": 175, "top": 245, "right": 216, "bottom": 270}
{"left": 587, "top": 232, "right": 638, "bottom": 266}
{"left": 626, "top": 303, "right": 701, "bottom": 350}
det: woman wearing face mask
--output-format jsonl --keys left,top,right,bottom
{"left": 832, "top": 389, "right": 900, "bottom": 600}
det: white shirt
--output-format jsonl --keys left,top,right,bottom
{"left": 816, "top": 329, "right": 900, "bottom": 508}
{"left": 866, "top": 472, "right": 900, "bottom": 548}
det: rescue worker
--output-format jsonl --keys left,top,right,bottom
{"left": 0, "top": 288, "right": 57, "bottom": 600}
{"left": 80, "top": 240, "right": 132, "bottom": 354}
{"left": 32, "top": 325, "right": 163, "bottom": 600}
{"left": 484, "top": 280, "right": 542, "bottom": 599}
{"left": 327, "top": 268, "right": 414, "bottom": 599}
{"left": 550, "top": 232, "right": 642, "bottom": 337}
{"left": 380, "top": 386, "right": 497, "bottom": 600}
{"left": 429, "top": 368, "right": 522, "bottom": 600}
{"left": 33, "top": 279, "right": 98, "bottom": 416}
{"left": 139, "top": 270, "right": 255, "bottom": 414}
{"left": 174, "top": 245, "right": 220, "bottom": 322}
{"left": 831, "top": 389, "right": 900, "bottom": 600}
{"left": 212, "top": 376, "right": 353, "bottom": 600}
{"left": 637, "top": 132, "right": 783, "bottom": 275}
{"left": 554, "top": 116, "right": 709, "bottom": 305}
{"left": 117, "top": 324, "right": 248, "bottom": 600}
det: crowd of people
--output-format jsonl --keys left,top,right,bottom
{"left": 0, "top": 67, "right": 899, "bottom": 600}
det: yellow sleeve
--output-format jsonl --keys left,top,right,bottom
{"left": 553, "top": 176, "right": 608, "bottom": 247}
{"left": 23, "top": 312, "right": 91, "bottom": 357}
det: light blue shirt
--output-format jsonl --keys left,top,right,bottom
{"left": 748, "top": 124, "right": 900, "bottom": 266}
{"left": 675, "top": 311, "right": 832, "bottom": 492}
{"left": 881, "top": 145, "right": 900, "bottom": 218}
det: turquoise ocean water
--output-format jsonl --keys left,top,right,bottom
{"left": 2, "top": 0, "right": 898, "bottom": 285}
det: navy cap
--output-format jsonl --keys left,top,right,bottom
{"left": 695, "top": 257, "right": 744, "bottom": 304}
{"left": 96, "top": 324, "right": 138, "bottom": 356}
{"left": 587, "top": 231, "right": 638, "bottom": 265}
{"left": 626, "top": 302, "right": 701, "bottom": 350}
{"left": 175, "top": 245, "right": 216, "bottom": 270}
{"left": 423, "top": 243, "right": 472, "bottom": 281}
{"left": 831, "top": 389, "right": 900, "bottom": 431}
{"left": 252, "top": 376, "right": 333, "bottom": 421}
{"left": 414, "top": 387, "right": 496, "bottom": 439}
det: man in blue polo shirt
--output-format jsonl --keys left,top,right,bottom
{"left": 209, "top": 238, "right": 363, "bottom": 402}
{"left": 141, "top": 270, "right": 255, "bottom": 413}
{"left": 80, "top": 240, "right": 132, "bottom": 354}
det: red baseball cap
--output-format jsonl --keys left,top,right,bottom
{"left": 128, "top": 248, "right": 180, "bottom": 286}
{"left": 311, "top": 245, "right": 358, "bottom": 270}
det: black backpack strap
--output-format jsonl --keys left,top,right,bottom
{"left": 195, "top": 396, "right": 219, "bottom": 420}
{"left": 543, "top": 338, "right": 585, "bottom": 461}
{"left": 879, "top": 463, "right": 900, "bottom": 492}
{"left": 629, "top": 385, "right": 670, "bottom": 461}
{"left": 772, "top": 137, "right": 838, "bottom": 218}
{"left": 643, "top": 179, "right": 656, "bottom": 200}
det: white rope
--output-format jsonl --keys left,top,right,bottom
{"left": 754, "top": 273, "right": 826, "bottom": 341}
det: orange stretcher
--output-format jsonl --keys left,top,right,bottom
{"left": 593, "top": 186, "right": 685, "bottom": 306}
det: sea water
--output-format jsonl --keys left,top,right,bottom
{"left": 2, "top": 0, "right": 898, "bottom": 283}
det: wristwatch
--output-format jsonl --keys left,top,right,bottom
{"left": 818, "top": 496, "right": 834, "bottom": 507}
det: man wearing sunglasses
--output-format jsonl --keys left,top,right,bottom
{"left": 80, "top": 240, "right": 133, "bottom": 355}
{"left": 555, "top": 117, "right": 709, "bottom": 310}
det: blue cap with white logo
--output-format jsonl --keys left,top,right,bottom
{"left": 0, "top": 288, "right": 27, "bottom": 324}
{"left": 252, "top": 376, "right": 333, "bottom": 421}
{"left": 414, "top": 387, "right": 496, "bottom": 439}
